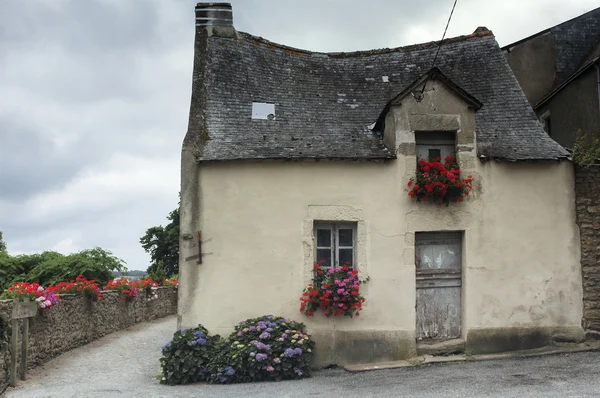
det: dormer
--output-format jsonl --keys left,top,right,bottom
{"left": 377, "top": 67, "right": 482, "bottom": 163}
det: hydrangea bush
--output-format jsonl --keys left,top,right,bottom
{"left": 159, "top": 315, "right": 315, "bottom": 385}
{"left": 159, "top": 325, "right": 220, "bottom": 385}
{"left": 207, "top": 315, "right": 315, "bottom": 384}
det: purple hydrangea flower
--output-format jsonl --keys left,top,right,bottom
{"left": 194, "top": 330, "right": 206, "bottom": 338}
{"left": 284, "top": 348, "right": 295, "bottom": 358}
{"left": 256, "top": 342, "right": 270, "bottom": 351}
{"left": 249, "top": 326, "right": 257, "bottom": 332}
{"left": 195, "top": 337, "right": 207, "bottom": 345}
{"left": 225, "top": 366, "right": 235, "bottom": 376}
{"left": 256, "top": 353, "right": 268, "bottom": 361}
{"left": 259, "top": 332, "right": 270, "bottom": 340}
{"left": 294, "top": 348, "right": 303, "bottom": 355}
{"left": 162, "top": 339, "right": 172, "bottom": 352}
{"left": 258, "top": 321, "right": 268, "bottom": 329}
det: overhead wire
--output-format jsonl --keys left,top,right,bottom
{"left": 420, "top": 0, "right": 459, "bottom": 95}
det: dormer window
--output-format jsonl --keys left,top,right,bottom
{"left": 415, "top": 131, "right": 456, "bottom": 161}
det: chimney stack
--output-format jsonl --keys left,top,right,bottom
{"left": 195, "top": 3, "right": 235, "bottom": 37}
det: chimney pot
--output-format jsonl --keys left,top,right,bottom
{"left": 195, "top": 3, "right": 233, "bottom": 29}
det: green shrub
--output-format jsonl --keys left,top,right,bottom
{"left": 207, "top": 315, "right": 315, "bottom": 384}
{"left": 573, "top": 129, "right": 600, "bottom": 166}
{"left": 159, "top": 325, "right": 220, "bottom": 385}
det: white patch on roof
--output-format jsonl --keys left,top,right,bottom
{"left": 252, "top": 102, "right": 276, "bottom": 120}
{"left": 382, "top": 76, "right": 389, "bottom": 82}
{"left": 365, "top": 77, "right": 375, "bottom": 82}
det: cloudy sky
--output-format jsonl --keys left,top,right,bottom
{"left": 1, "top": 0, "right": 598, "bottom": 270}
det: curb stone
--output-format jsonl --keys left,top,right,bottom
{"left": 344, "top": 341, "right": 600, "bottom": 372}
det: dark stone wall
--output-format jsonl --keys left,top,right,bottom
{"left": 576, "top": 165, "right": 600, "bottom": 331}
{"left": 536, "top": 68, "right": 600, "bottom": 149}
{"left": 504, "top": 32, "right": 558, "bottom": 106}
{"left": 0, "top": 287, "right": 177, "bottom": 391}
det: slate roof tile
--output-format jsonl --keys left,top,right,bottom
{"left": 198, "top": 29, "right": 568, "bottom": 162}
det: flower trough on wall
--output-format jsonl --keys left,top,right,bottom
{"left": 408, "top": 156, "right": 473, "bottom": 205}
{"left": 0, "top": 282, "right": 59, "bottom": 309}
{"left": 300, "top": 262, "right": 367, "bottom": 317}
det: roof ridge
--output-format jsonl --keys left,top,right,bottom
{"left": 236, "top": 28, "right": 494, "bottom": 58}
{"left": 502, "top": 6, "right": 600, "bottom": 49}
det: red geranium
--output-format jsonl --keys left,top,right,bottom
{"left": 300, "top": 262, "right": 368, "bottom": 318}
{"left": 407, "top": 156, "right": 473, "bottom": 205}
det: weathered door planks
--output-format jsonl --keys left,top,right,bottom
{"left": 415, "top": 232, "right": 462, "bottom": 340}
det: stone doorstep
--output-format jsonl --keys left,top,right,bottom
{"left": 344, "top": 341, "right": 600, "bottom": 373}
{"left": 416, "top": 338, "right": 465, "bottom": 356}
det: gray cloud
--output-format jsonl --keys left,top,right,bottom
{"left": 1, "top": 0, "right": 598, "bottom": 269}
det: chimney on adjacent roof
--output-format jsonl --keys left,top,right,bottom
{"left": 195, "top": 3, "right": 236, "bottom": 37}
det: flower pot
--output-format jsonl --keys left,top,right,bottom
{"left": 12, "top": 300, "right": 38, "bottom": 320}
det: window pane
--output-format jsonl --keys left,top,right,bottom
{"left": 316, "top": 229, "right": 331, "bottom": 247}
{"left": 317, "top": 249, "right": 332, "bottom": 267}
{"left": 428, "top": 148, "right": 441, "bottom": 161}
{"left": 339, "top": 248, "right": 353, "bottom": 267}
{"left": 338, "top": 228, "right": 353, "bottom": 247}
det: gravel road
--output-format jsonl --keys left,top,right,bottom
{"left": 7, "top": 315, "right": 600, "bottom": 398}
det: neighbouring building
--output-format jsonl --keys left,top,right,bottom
{"left": 503, "top": 7, "right": 600, "bottom": 149}
{"left": 504, "top": 8, "right": 600, "bottom": 337}
{"left": 179, "top": 3, "right": 584, "bottom": 366}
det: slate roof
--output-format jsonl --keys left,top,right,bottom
{"left": 551, "top": 7, "right": 600, "bottom": 83}
{"left": 198, "top": 29, "right": 568, "bottom": 162}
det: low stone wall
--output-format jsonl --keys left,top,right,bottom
{"left": 0, "top": 286, "right": 177, "bottom": 390}
{"left": 576, "top": 165, "right": 600, "bottom": 332}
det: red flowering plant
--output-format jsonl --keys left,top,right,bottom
{"left": 0, "top": 282, "right": 59, "bottom": 309}
{"left": 103, "top": 278, "right": 139, "bottom": 303}
{"left": 407, "top": 156, "right": 473, "bottom": 205}
{"left": 137, "top": 277, "right": 159, "bottom": 301}
{"left": 300, "top": 262, "right": 367, "bottom": 317}
{"left": 163, "top": 277, "right": 179, "bottom": 288}
{"left": 47, "top": 274, "right": 103, "bottom": 301}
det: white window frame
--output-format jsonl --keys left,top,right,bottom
{"left": 415, "top": 131, "right": 456, "bottom": 162}
{"left": 314, "top": 222, "right": 356, "bottom": 268}
{"left": 540, "top": 110, "right": 551, "bottom": 137}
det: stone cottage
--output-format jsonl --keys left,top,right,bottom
{"left": 179, "top": 3, "right": 584, "bottom": 366}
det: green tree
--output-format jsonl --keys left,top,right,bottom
{"left": 140, "top": 207, "right": 179, "bottom": 276}
{"left": 0, "top": 247, "right": 126, "bottom": 290}
{"left": 0, "top": 232, "right": 6, "bottom": 254}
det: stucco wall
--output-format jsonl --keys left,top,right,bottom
{"left": 0, "top": 287, "right": 177, "bottom": 389}
{"left": 504, "top": 32, "right": 558, "bottom": 106}
{"left": 576, "top": 165, "right": 600, "bottom": 331}
{"left": 536, "top": 67, "right": 600, "bottom": 149}
{"left": 179, "top": 79, "right": 582, "bottom": 365}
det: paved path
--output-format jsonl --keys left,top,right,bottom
{"left": 7, "top": 316, "right": 600, "bottom": 397}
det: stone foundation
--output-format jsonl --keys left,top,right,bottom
{"left": 309, "top": 329, "right": 416, "bottom": 367}
{"left": 466, "top": 326, "right": 584, "bottom": 355}
{"left": 0, "top": 287, "right": 177, "bottom": 391}
{"left": 576, "top": 165, "right": 600, "bottom": 331}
